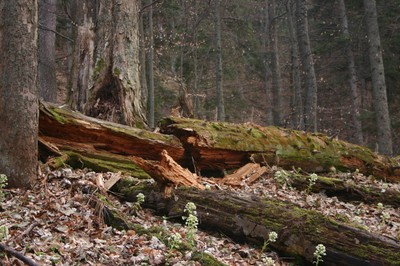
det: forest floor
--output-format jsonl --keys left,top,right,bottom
{"left": 0, "top": 165, "right": 399, "bottom": 265}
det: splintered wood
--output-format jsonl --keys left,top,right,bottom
{"left": 131, "top": 150, "right": 204, "bottom": 196}
{"left": 219, "top": 163, "right": 267, "bottom": 187}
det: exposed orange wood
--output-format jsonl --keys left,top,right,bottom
{"left": 219, "top": 163, "right": 267, "bottom": 187}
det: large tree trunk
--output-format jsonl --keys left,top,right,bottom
{"left": 38, "top": 0, "right": 57, "bottom": 103}
{"left": 114, "top": 183, "right": 400, "bottom": 266}
{"left": 0, "top": 1, "right": 38, "bottom": 188}
{"left": 68, "top": 0, "right": 146, "bottom": 127}
{"left": 363, "top": 0, "right": 393, "bottom": 155}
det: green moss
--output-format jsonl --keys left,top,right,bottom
{"left": 191, "top": 251, "right": 228, "bottom": 266}
{"left": 64, "top": 151, "right": 151, "bottom": 179}
{"left": 113, "top": 67, "right": 121, "bottom": 76}
{"left": 93, "top": 58, "right": 106, "bottom": 79}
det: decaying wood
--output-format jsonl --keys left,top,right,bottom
{"left": 39, "top": 101, "right": 185, "bottom": 162}
{"left": 159, "top": 117, "right": 400, "bottom": 182}
{"left": 219, "top": 163, "right": 268, "bottom": 186}
{"left": 131, "top": 150, "right": 204, "bottom": 195}
{"left": 113, "top": 182, "right": 400, "bottom": 266}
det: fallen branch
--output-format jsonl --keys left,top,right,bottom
{"left": 0, "top": 243, "right": 39, "bottom": 266}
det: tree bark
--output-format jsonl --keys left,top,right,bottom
{"left": 68, "top": 0, "right": 147, "bottom": 128}
{"left": 114, "top": 183, "right": 400, "bottom": 266}
{"left": 338, "top": 0, "right": 363, "bottom": 145}
{"left": 363, "top": 0, "right": 393, "bottom": 155}
{"left": 159, "top": 117, "right": 400, "bottom": 182}
{"left": 0, "top": 1, "right": 38, "bottom": 188}
{"left": 296, "top": 0, "right": 318, "bottom": 132}
{"left": 286, "top": 0, "right": 304, "bottom": 130}
{"left": 38, "top": 0, "right": 57, "bottom": 103}
{"left": 214, "top": 0, "right": 225, "bottom": 122}
{"left": 39, "top": 103, "right": 400, "bottom": 182}
{"left": 146, "top": 0, "right": 155, "bottom": 128}
{"left": 268, "top": 0, "right": 283, "bottom": 126}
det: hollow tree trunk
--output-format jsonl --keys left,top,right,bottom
{"left": 68, "top": 0, "right": 146, "bottom": 128}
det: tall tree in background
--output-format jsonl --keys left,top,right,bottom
{"left": 337, "top": 0, "right": 363, "bottom": 145}
{"left": 363, "top": 0, "right": 393, "bottom": 155}
{"left": 38, "top": 0, "right": 57, "bottom": 102}
{"left": 214, "top": 0, "right": 225, "bottom": 121}
{"left": 286, "top": 0, "right": 303, "bottom": 129}
{"left": 68, "top": 0, "right": 146, "bottom": 127}
{"left": 0, "top": 0, "right": 38, "bottom": 188}
{"left": 262, "top": 0, "right": 274, "bottom": 125}
{"left": 146, "top": 0, "right": 155, "bottom": 128}
{"left": 267, "top": 0, "right": 283, "bottom": 126}
{"left": 296, "top": 0, "right": 318, "bottom": 132}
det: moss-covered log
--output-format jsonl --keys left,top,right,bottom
{"left": 114, "top": 182, "right": 400, "bottom": 266}
{"left": 39, "top": 102, "right": 185, "bottom": 162}
{"left": 159, "top": 117, "right": 400, "bottom": 182}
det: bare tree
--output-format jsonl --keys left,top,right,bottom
{"left": 38, "top": 0, "right": 57, "bottom": 102}
{"left": 363, "top": 0, "right": 393, "bottom": 155}
{"left": 146, "top": 0, "right": 155, "bottom": 128}
{"left": 0, "top": 0, "right": 38, "bottom": 188}
{"left": 286, "top": 0, "right": 304, "bottom": 129}
{"left": 296, "top": 0, "right": 318, "bottom": 132}
{"left": 338, "top": 0, "right": 363, "bottom": 144}
{"left": 215, "top": 0, "right": 225, "bottom": 121}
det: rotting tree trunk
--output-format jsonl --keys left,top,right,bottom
{"left": 159, "top": 117, "right": 400, "bottom": 182}
{"left": 68, "top": 0, "right": 146, "bottom": 127}
{"left": 39, "top": 103, "right": 400, "bottom": 182}
{"left": 39, "top": 101, "right": 184, "bottom": 162}
{"left": 113, "top": 183, "right": 400, "bottom": 266}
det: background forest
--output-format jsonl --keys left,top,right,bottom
{"left": 47, "top": 0, "right": 400, "bottom": 155}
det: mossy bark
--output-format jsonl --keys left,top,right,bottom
{"left": 39, "top": 102, "right": 184, "bottom": 162}
{"left": 159, "top": 117, "right": 400, "bottom": 182}
{"left": 114, "top": 182, "right": 400, "bottom": 266}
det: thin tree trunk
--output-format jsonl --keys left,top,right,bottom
{"left": 287, "top": 0, "right": 304, "bottom": 130}
{"left": 139, "top": 2, "right": 148, "bottom": 117}
{"left": 0, "top": 1, "right": 38, "bottom": 188}
{"left": 268, "top": 0, "right": 283, "bottom": 126}
{"left": 363, "top": 0, "right": 393, "bottom": 155}
{"left": 296, "top": 0, "right": 318, "bottom": 132}
{"left": 338, "top": 0, "right": 363, "bottom": 145}
{"left": 38, "top": 0, "right": 57, "bottom": 102}
{"left": 146, "top": 0, "right": 155, "bottom": 128}
{"left": 215, "top": 0, "right": 225, "bottom": 122}
{"left": 263, "top": 0, "right": 273, "bottom": 125}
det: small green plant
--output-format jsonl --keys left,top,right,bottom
{"left": 273, "top": 170, "right": 291, "bottom": 188}
{"left": 0, "top": 174, "right": 7, "bottom": 202}
{"left": 377, "top": 203, "right": 390, "bottom": 225}
{"left": 313, "top": 244, "right": 326, "bottom": 265}
{"left": 263, "top": 256, "right": 275, "bottom": 266}
{"left": 307, "top": 173, "right": 318, "bottom": 194}
{"left": 168, "top": 232, "right": 183, "bottom": 250}
{"left": 0, "top": 225, "right": 8, "bottom": 241}
{"left": 260, "top": 231, "right": 278, "bottom": 259}
{"left": 183, "top": 202, "right": 198, "bottom": 248}
{"left": 130, "top": 193, "right": 145, "bottom": 216}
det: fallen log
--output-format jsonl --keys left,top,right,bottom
{"left": 159, "top": 117, "right": 400, "bottom": 182}
{"left": 113, "top": 181, "right": 400, "bottom": 266}
{"left": 39, "top": 101, "right": 185, "bottom": 162}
